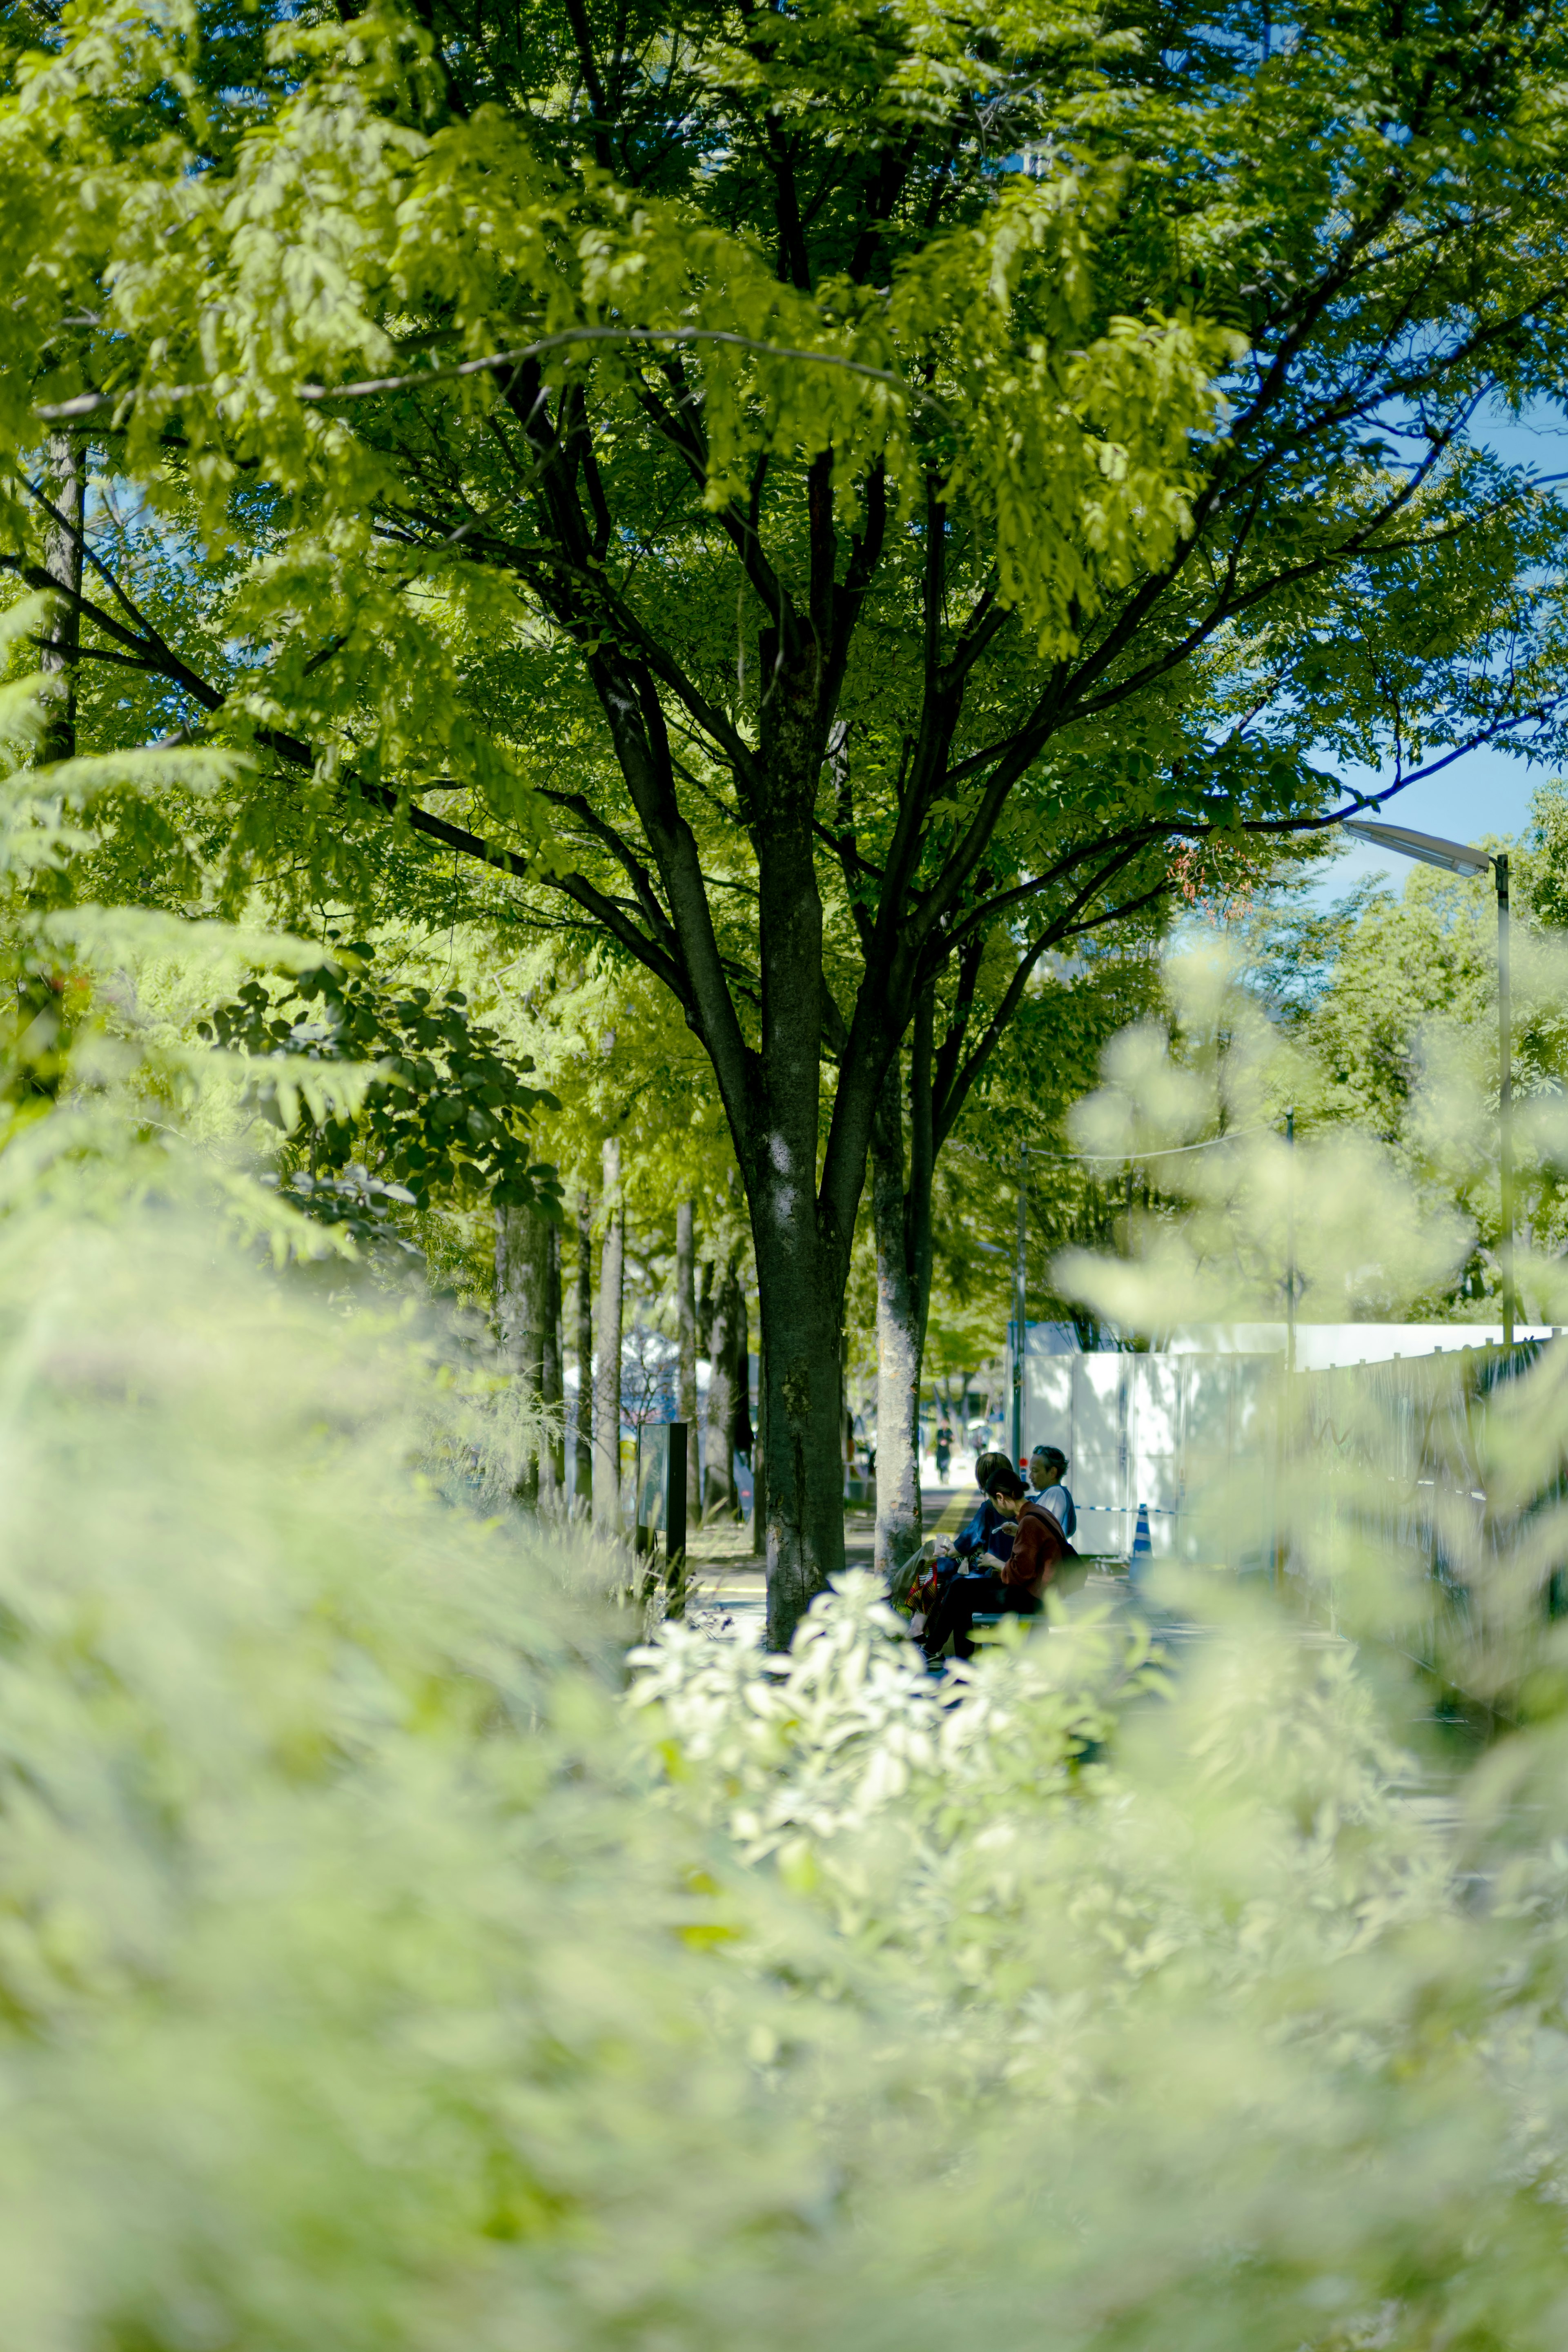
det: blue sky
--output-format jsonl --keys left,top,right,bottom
{"left": 1312, "top": 739, "right": 1545, "bottom": 902}
{"left": 1307, "top": 399, "right": 1568, "bottom": 906}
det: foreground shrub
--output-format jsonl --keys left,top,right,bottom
{"left": 1, "top": 1192, "right": 1567, "bottom": 2352}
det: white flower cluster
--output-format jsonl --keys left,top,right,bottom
{"left": 628, "top": 1572, "right": 1447, "bottom": 2045}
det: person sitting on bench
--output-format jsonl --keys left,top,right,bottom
{"left": 922, "top": 1466, "right": 1073, "bottom": 1661}
{"left": 947, "top": 1449, "right": 1016, "bottom": 1571}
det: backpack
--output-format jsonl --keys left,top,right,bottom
{"left": 893, "top": 1542, "right": 951, "bottom": 1626}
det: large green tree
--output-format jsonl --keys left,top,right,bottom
{"left": 7, "top": 0, "right": 1568, "bottom": 1637}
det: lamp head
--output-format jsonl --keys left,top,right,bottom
{"left": 1340, "top": 818, "right": 1492, "bottom": 878}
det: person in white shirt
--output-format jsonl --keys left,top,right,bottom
{"left": 1027, "top": 1445, "right": 1076, "bottom": 1539}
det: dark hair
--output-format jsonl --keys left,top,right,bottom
{"left": 1033, "top": 1446, "right": 1067, "bottom": 1473}
{"left": 973, "top": 1449, "right": 1010, "bottom": 1490}
{"left": 984, "top": 1465, "right": 1027, "bottom": 1502}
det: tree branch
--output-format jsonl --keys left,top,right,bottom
{"left": 935, "top": 843, "right": 1157, "bottom": 1146}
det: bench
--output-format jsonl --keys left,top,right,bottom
{"left": 965, "top": 1610, "right": 1033, "bottom": 1649}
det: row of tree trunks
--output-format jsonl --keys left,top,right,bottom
{"left": 494, "top": 1174, "right": 564, "bottom": 1507}
{"left": 704, "top": 1253, "right": 747, "bottom": 1520}
{"left": 496, "top": 1161, "right": 606, "bottom": 1525}
{"left": 675, "top": 1200, "right": 701, "bottom": 1523}
{"left": 592, "top": 1134, "right": 624, "bottom": 1534}
{"left": 497, "top": 1170, "right": 759, "bottom": 1545}
{"left": 574, "top": 1190, "right": 594, "bottom": 1507}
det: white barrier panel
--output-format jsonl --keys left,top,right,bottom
{"left": 1016, "top": 1352, "right": 1276, "bottom": 1569}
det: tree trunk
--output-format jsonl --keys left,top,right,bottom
{"left": 695, "top": 1255, "right": 714, "bottom": 1360}
{"left": 751, "top": 1339, "right": 767, "bottom": 1555}
{"left": 574, "top": 1189, "right": 594, "bottom": 1510}
{"left": 750, "top": 1223, "right": 848, "bottom": 1644}
{"left": 592, "top": 1136, "right": 624, "bottom": 1537}
{"left": 494, "top": 1195, "right": 557, "bottom": 1508}
{"left": 543, "top": 618, "right": 893, "bottom": 1644}
{"left": 870, "top": 995, "right": 935, "bottom": 1585}
{"left": 703, "top": 1253, "right": 741, "bottom": 1521}
{"left": 541, "top": 1212, "right": 564, "bottom": 1503}
{"left": 40, "top": 434, "right": 84, "bottom": 767}
{"left": 675, "top": 1199, "right": 701, "bottom": 1521}
{"left": 741, "top": 646, "right": 863, "bottom": 1646}
{"left": 732, "top": 1283, "right": 753, "bottom": 1464}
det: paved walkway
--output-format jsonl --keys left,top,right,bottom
{"left": 680, "top": 1487, "right": 963, "bottom": 1643}
{"left": 677, "top": 1483, "right": 1104, "bottom": 1643}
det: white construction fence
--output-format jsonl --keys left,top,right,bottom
{"left": 1008, "top": 1323, "right": 1563, "bottom": 1574}
{"left": 1015, "top": 1351, "right": 1277, "bottom": 1572}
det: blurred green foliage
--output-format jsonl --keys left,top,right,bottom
{"left": 4, "top": 1165, "right": 1568, "bottom": 2352}
{"left": 2, "top": 608, "right": 1568, "bottom": 2351}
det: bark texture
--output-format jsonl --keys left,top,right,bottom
{"left": 675, "top": 1199, "right": 701, "bottom": 1520}
{"left": 870, "top": 998, "right": 935, "bottom": 1584}
{"left": 751, "top": 1340, "right": 767, "bottom": 1556}
{"left": 752, "top": 1245, "right": 848, "bottom": 1645}
{"left": 574, "top": 1189, "right": 594, "bottom": 1510}
{"left": 703, "top": 1254, "right": 742, "bottom": 1520}
{"left": 541, "top": 1214, "right": 564, "bottom": 1499}
{"left": 592, "top": 1137, "right": 624, "bottom": 1535}
{"left": 494, "top": 1191, "right": 561, "bottom": 1507}
{"left": 39, "top": 435, "right": 83, "bottom": 767}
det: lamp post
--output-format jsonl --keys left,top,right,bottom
{"left": 1341, "top": 819, "right": 1515, "bottom": 1346}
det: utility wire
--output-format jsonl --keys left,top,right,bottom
{"left": 1026, "top": 1123, "right": 1272, "bottom": 1164}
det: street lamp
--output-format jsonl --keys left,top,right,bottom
{"left": 1340, "top": 818, "right": 1515, "bottom": 1345}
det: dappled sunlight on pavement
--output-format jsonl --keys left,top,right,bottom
{"left": 680, "top": 1505, "right": 879, "bottom": 1644}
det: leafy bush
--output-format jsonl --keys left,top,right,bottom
{"left": 4, "top": 1168, "right": 1568, "bottom": 2352}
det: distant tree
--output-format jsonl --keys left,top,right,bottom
{"left": 1240, "top": 786, "right": 1568, "bottom": 1318}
